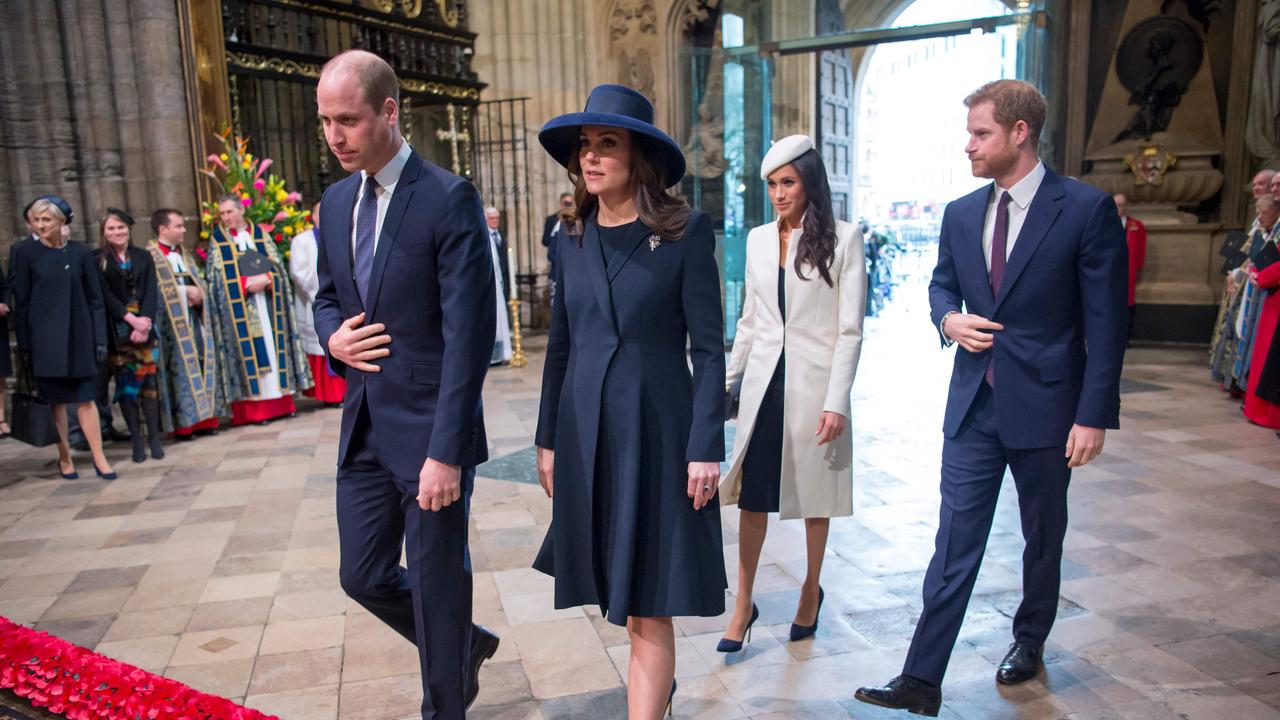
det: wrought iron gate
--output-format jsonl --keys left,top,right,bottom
{"left": 220, "top": 0, "right": 485, "bottom": 204}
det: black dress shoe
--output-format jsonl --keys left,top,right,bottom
{"left": 854, "top": 675, "right": 941, "bottom": 717}
{"left": 996, "top": 641, "right": 1043, "bottom": 685}
{"left": 466, "top": 625, "right": 500, "bottom": 709}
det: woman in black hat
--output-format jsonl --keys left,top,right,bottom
{"left": 95, "top": 208, "right": 165, "bottom": 463}
{"left": 11, "top": 196, "right": 116, "bottom": 479}
{"left": 533, "top": 84, "right": 726, "bottom": 718}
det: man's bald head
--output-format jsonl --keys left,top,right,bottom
{"left": 321, "top": 50, "right": 399, "bottom": 116}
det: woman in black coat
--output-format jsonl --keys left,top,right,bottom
{"left": 12, "top": 197, "right": 116, "bottom": 479}
{"left": 533, "top": 84, "right": 726, "bottom": 719}
{"left": 95, "top": 209, "right": 164, "bottom": 463}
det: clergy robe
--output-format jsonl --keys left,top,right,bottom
{"left": 151, "top": 240, "right": 224, "bottom": 434}
{"left": 1244, "top": 223, "right": 1280, "bottom": 427}
{"left": 205, "top": 223, "right": 311, "bottom": 424}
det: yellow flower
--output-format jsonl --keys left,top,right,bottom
{"left": 200, "top": 230, "right": 209, "bottom": 239}
{"left": 219, "top": 153, "right": 228, "bottom": 162}
{"left": 275, "top": 189, "right": 288, "bottom": 203}
{"left": 284, "top": 225, "right": 296, "bottom": 236}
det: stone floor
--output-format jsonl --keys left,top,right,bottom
{"left": 2, "top": 266, "right": 1280, "bottom": 719}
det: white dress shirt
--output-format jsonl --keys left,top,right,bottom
{"left": 981, "top": 160, "right": 1046, "bottom": 272}
{"left": 350, "top": 138, "right": 412, "bottom": 255}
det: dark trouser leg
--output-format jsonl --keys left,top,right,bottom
{"left": 141, "top": 385, "right": 165, "bottom": 459}
{"left": 404, "top": 467, "right": 474, "bottom": 720}
{"left": 1008, "top": 446, "right": 1071, "bottom": 646}
{"left": 903, "top": 384, "right": 1007, "bottom": 686}
{"left": 336, "top": 409, "right": 417, "bottom": 643}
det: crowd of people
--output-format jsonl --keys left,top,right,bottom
{"left": 0, "top": 194, "right": 356, "bottom": 478}
{"left": 0, "top": 45, "right": 1169, "bottom": 720}
{"left": 1210, "top": 168, "right": 1280, "bottom": 430}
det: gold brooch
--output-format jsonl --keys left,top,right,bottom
{"left": 648, "top": 234, "right": 661, "bottom": 251}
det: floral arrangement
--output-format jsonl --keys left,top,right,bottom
{"left": 198, "top": 127, "right": 312, "bottom": 261}
{"left": 0, "top": 616, "right": 277, "bottom": 720}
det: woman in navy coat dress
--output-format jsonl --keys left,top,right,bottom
{"left": 12, "top": 197, "right": 116, "bottom": 479}
{"left": 533, "top": 84, "right": 727, "bottom": 719}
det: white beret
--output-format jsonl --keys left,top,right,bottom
{"left": 760, "top": 134, "right": 815, "bottom": 180}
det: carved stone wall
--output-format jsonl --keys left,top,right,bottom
{"left": 0, "top": 0, "right": 198, "bottom": 253}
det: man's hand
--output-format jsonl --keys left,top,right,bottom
{"left": 1065, "top": 424, "right": 1106, "bottom": 468}
{"left": 185, "top": 286, "right": 203, "bottom": 307}
{"left": 327, "top": 312, "right": 391, "bottom": 372}
{"left": 0, "top": 302, "right": 9, "bottom": 317}
{"left": 687, "top": 461, "right": 720, "bottom": 511}
{"left": 815, "top": 411, "right": 846, "bottom": 446}
{"left": 943, "top": 312, "right": 1004, "bottom": 353}
{"left": 244, "top": 273, "right": 272, "bottom": 294}
{"left": 418, "top": 458, "right": 461, "bottom": 512}
{"left": 536, "top": 447, "right": 554, "bottom": 498}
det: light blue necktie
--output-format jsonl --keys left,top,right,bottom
{"left": 354, "top": 175, "right": 379, "bottom": 305}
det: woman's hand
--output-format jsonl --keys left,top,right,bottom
{"left": 124, "top": 312, "right": 145, "bottom": 331}
{"left": 815, "top": 411, "right": 846, "bottom": 446}
{"left": 536, "top": 447, "right": 554, "bottom": 498}
{"left": 687, "top": 461, "right": 720, "bottom": 510}
{"left": 129, "top": 328, "right": 148, "bottom": 344}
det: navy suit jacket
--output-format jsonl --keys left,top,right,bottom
{"left": 314, "top": 150, "right": 496, "bottom": 480}
{"left": 928, "top": 166, "right": 1127, "bottom": 449}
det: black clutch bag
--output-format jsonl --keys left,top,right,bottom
{"left": 237, "top": 249, "right": 274, "bottom": 276}
{"left": 725, "top": 378, "right": 742, "bottom": 420}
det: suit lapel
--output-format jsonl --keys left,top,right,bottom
{"left": 965, "top": 188, "right": 994, "bottom": 309}
{"left": 994, "top": 170, "right": 1065, "bottom": 310}
{"left": 605, "top": 224, "right": 650, "bottom": 283}
{"left": 364, "top": 151, "right": 422, "bottom": 319}
{"left": 327, "top": 177, "right": 358, "bottom": 307}
{"left": 583, "top": 219, "right": 618, "bottom": 333}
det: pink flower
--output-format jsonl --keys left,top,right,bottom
{"left": 241, "top": 197, "right": 252, "bottom": 207}
{"left": 254, "top": 179, "right": 266, "bottom": 192}
{"left": 286, "top": 192, "right": 302, "bottom": 204}
{"left": 274, "top": 210, "right": 289, "bottom": 222}
{"left": 254, "top": 158, "right": 274, "bottom": 180}
{"left": 206, "top": 154, "right": 227, "bottom": 170}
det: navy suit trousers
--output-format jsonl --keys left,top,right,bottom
{"left": 902, "top": 382, "right": 1071, "bottom": 686}
{"left": 336, "top": 399, "right": 475, "bottom": 719}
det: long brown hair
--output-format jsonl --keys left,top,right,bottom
{"left": 565, "top": 131, "right": 689, "bottom": 241}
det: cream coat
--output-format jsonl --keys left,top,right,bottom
{"left": 720, "top": 218, "right": 866, "bottom": 519}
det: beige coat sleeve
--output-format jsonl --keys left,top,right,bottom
{"left": 822, "top": 225, "right": 867, "bottom": 417}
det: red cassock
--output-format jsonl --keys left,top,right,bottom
{"left": 1125, "top": 217, "right": 1146, "bottom": 307}
{"left": 1244, "top": 260, "right": 1280, "bottom": 428}
{"left": 303, "top": 355, "right": 347, "bottom": 403}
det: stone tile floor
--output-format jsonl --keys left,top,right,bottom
{"left": 2, "top": 275, "right": 1280, "bottom": 719}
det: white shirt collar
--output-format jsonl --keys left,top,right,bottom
{"left": 362, "top": 137, "right": 412, "bottom": 191}
{"left": 995, "top": 160, "right": 1046, "bottom": 211}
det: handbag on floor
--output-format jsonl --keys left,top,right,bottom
{"left": 10, "top": 361, "right": 57, "bottom": 447}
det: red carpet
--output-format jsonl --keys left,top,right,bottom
{"left": 0, "top": 617, "right": 277, "bottom": 720}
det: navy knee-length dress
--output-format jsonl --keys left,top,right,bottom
{"left": 533, "top": 211, "right": 727, "bottom": 626}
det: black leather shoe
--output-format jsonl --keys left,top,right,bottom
{"left": 466, "top": 625, "right": 500, "bottom": 709}
{"left": 996, "top": 641, "right": 1043, "bottom": 685}
{"left": 854, "top": 675, "right": 941, "bottom": 717}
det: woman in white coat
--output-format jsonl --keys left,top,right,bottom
{"left": 717, "top": 135, "right": 866, "bottom": 652}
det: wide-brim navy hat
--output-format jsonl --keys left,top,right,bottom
{"left": 539, "top": 84, "right": 686, "bottom": 189}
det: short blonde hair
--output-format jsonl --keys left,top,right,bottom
{"left": 322, "top": 49, "right": 399, "bottom": 114}
{"left": 964, "top": 79, "right": 1047, "bottom": 145}
{"left": 28, "top": 198, "right": 66, "bottom": 224}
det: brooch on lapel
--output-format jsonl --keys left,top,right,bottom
{"left": 648, "top": 234, "right": 662, "bottom": 251}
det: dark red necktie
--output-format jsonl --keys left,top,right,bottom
{"left": 986, "top": 191, "right": 1012, "bottom": 387}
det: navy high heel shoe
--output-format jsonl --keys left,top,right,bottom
{"left": 789, "top": 586, "right": 824, "bottom": 641}
{"left": 716, "top": 603, "right": 759, "bottom": 653}
{"left": 666, "top": 678, "right": 676, "bottom": 716}
{"left": 94, "top": 464, "right": 118, "bottom": 481}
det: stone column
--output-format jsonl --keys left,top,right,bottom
{"left": 0, "top": 0, "right": 197, "bottom": 256}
